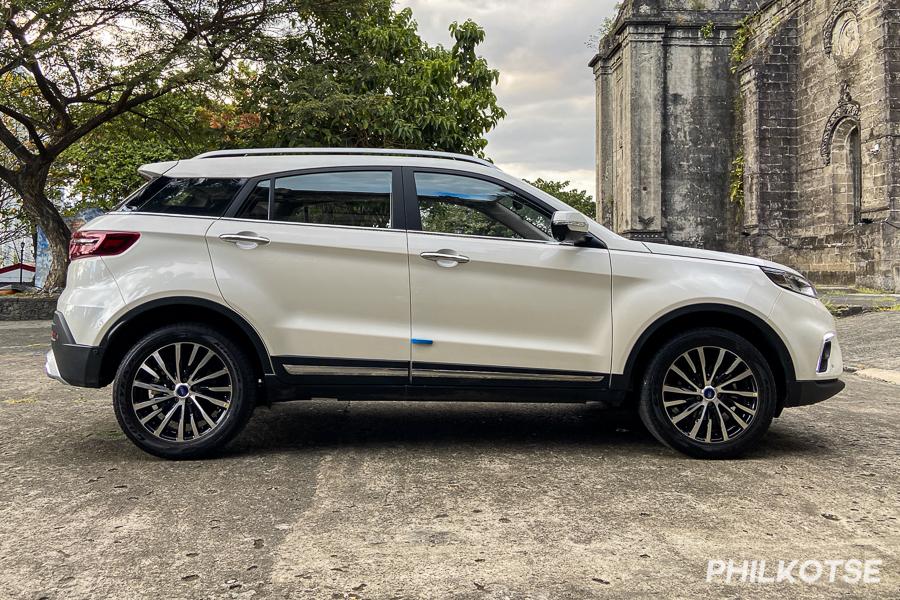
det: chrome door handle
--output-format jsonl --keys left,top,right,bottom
{"left": 219, "top": 232, "right": 270, "bottom": 248}
{"left": 420, "top": 250, "right": 470, "bottom": 266}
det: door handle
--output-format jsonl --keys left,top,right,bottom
{"left": 420, "top": 250, "right": 470, "bottom": 267}
{"left": 219, "top": 232, "right": 270, "bottom": 249}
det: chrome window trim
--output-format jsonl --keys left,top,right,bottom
{"left": 407, "top": 229, "right": 571, "bottom": 247}
{"left": 108, "top": 211, "right": 224, "bottom": 220}
{"left": 216, "top": 217, "right": 406, "bottom": 234}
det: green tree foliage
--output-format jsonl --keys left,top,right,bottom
{"left": 59, "top": 91, "right": 222, "bottom": 211}
{"left": 58, "top": 0, "right": 506, "bottom": 217}
{"left": 0, "top": 0, "right": 352, "bottom": 288}
{"left": 526, "top": 178, "right": 596, "bottom": 219}
{"left": 221, "top": 3, "right": 505, "bottom": 156}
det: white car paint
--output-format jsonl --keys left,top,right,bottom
{"left": 407, "top": 231, "right": 613, "bottom": 374}
{"left": 206, "top": 218, "right": 411, "bottom": 362}
{"left": 57, "top": 151, "right": 840, "bottom": 388}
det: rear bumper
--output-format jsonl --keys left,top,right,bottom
{"left": 785, "top": 378, "right": 846, "bottom": 407}
{"left": 48, "top": 311, "right": 104, "bottom": 388}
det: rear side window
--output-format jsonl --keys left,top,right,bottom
{"left": 121, "top": 177, "right": 244, "bottom": 216}
{"left": 271, "top": 171, "right": 392, "bottom": 228}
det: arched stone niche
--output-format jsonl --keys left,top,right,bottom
{"left": 830, "top": 118, "right": 863, "bottom": 224}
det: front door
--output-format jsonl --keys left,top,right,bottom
{"left": 404, "top": 169, "right": 613, "bottom": 386}
{"left": 206, "top": 168, "right": 410, "bottom": 384}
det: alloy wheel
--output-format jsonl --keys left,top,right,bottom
{"left": 661, "top": 346, "right": 759, "bottom": 444}
{"left": 130, "top": 342, "right": 233, "bottom": 442}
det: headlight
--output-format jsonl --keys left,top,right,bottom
{"left": 761, "top": 267, "right": 817, "bottom": 298}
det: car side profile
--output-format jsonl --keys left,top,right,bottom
{"left": 45, "top": 148, "right": 844, "bottom": 459}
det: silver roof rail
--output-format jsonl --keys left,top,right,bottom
{"left": 193, "top": 147, "right": 497, "bottom": 169}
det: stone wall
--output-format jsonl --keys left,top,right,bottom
{"left": 0, "top": 295, "right": 59, "bottom": 321}
{"left": 592, "top": 0, "right": 900, "bottom": 290}
{"left": 737, "top": 0, "right": 900, "bottom": 290}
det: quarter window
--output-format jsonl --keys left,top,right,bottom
{"left": 271, "top": 171, "right": 392, "bottom": 228}
{"left": 414, "top": 172, "right": 551, "bottom": 241}
{"left": 121, "top": 177, "right": 244, "bottom": 216}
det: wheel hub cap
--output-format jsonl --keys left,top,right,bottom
{"left": 175, "top": 383, "right": 190, "bottom": 398}
{"left": 702, "top": 386, "right": 717, "bottom": 400}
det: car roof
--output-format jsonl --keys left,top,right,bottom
{"left": 139, "top": 148, "right": 500, "bottom": 180}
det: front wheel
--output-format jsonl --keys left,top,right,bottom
{"left": 638, "top": 328, "right": 777, "bottom": 459}
{"left": 112, "top": 323, "right": 256, "bottom": 459}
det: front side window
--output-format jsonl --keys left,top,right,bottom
{"left": 121, "top": 177, "right": 244, "bottom": 216}
{"left": 271, "top": 171, "right": 392, "bottom": 228}
{"left": 414, "top": 172, "right": 551, "bottom": 241}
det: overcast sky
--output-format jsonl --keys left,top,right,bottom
{"left": 396, "top": 0, "right": 619, "bottom": 196}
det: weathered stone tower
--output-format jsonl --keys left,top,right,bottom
{"left": 591, "top": 0, "right": 900, "bottom": 290}
{"left": 590, "top": 0, "right": 754, "bottom": 248}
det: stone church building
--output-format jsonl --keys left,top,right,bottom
{"left": 590, "top": 0, "right": 899, "bottom": 291}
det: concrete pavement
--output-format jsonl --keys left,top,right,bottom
{"left": 0, "top": 318, "right": 898, "bottom": 599}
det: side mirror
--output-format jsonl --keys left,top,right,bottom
{"left": 551, "top": 210, "right": 590, "bottom": 244}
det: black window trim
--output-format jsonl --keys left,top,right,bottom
{"left": 225, "top": 166, "right": 405, "bottom": 230}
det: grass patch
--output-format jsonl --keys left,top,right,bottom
{"left": 853, "top": 286, "right": 892, "bottom": 295}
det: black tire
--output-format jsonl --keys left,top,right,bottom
{"left": 638, "top": 327, "right": 777, "bottom": 459}
{"left": 113, "top": 323, "right": 256, "bottom": 459}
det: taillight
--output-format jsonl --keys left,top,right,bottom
{"left": 69, "top": 230, "right": 140, "bottom": 260}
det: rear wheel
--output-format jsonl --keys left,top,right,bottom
{"left": 638, "top": 328, "right": 777, "bottom": 459}
{"left": 113, "top": 323, "right": 256, "bottom": 459}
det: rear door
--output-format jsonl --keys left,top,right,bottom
{"left": 404, "top": 168, "right": 613, "bottom": 386}
{"left": 206, "top": 167, "right": 411, "bottom": 384}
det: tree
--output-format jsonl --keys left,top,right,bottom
{"left": 0, "top": 0, "right": 348, "bottom": 289}
{"left": 220, "top": 3, "right": 505, "bottom": 155}
{"left": 59, "top": 91, "right": 222, "bottom": 211}
{"left": 527, "top": 178, "right": 596, "bottom": 219}
{"left": 59, "top": 0, "right": 507, "bottom": 218}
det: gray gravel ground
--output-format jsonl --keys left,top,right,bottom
{"left": 0, "top": 318, "right": 898, "bottom": 599}
{"left": 836, "top": 310, "right": 900, "bottom": 370}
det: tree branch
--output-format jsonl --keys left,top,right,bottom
{"left": 4, "top": 18, "right": 72, "bottom": 129}
{"left": 0, "top": 118, "right": 36, "bottom": 164}
{"left": 0, "top": 104, "right": 47, "bottom": 155}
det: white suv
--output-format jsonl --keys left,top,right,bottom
{"left": 45, "top": 148, "right": 844, "bottom": 459}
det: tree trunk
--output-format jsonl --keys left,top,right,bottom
{"left": 18, "top": 175, "right": 71, "bottom": 291}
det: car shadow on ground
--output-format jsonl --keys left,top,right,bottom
{"left": 213, "top": 400, "right": 832, "bottom": 460}
{"left": 236, "top": 402, "right": 645, "bottom": 448}
{"left": 60, "top": 400, "right": 834, "bottom": 462}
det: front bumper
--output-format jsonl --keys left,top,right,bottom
{"left": 785, "top": 378, "right": 846, "bottom": 407}
{"left": 47, "top": 311, "right": 105, "bottom": 388}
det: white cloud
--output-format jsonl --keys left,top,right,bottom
{"left": 396, "top": 0, "right": 619, "bottom": 197}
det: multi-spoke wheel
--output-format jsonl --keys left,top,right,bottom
{"left": 131, "top": 343, "right": 234, "bottom": 442}
{"left": 638, "top": 328, "right": 776, "bottom": 459}
{"left": 113, "top": 323, "right": 256, "bottom": 459}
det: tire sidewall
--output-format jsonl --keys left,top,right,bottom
{"left": 639, "top": 328, "right": 777, "bottom": 459}
{"left": 113, "top": 324, "right": 255, "bottom": 459}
